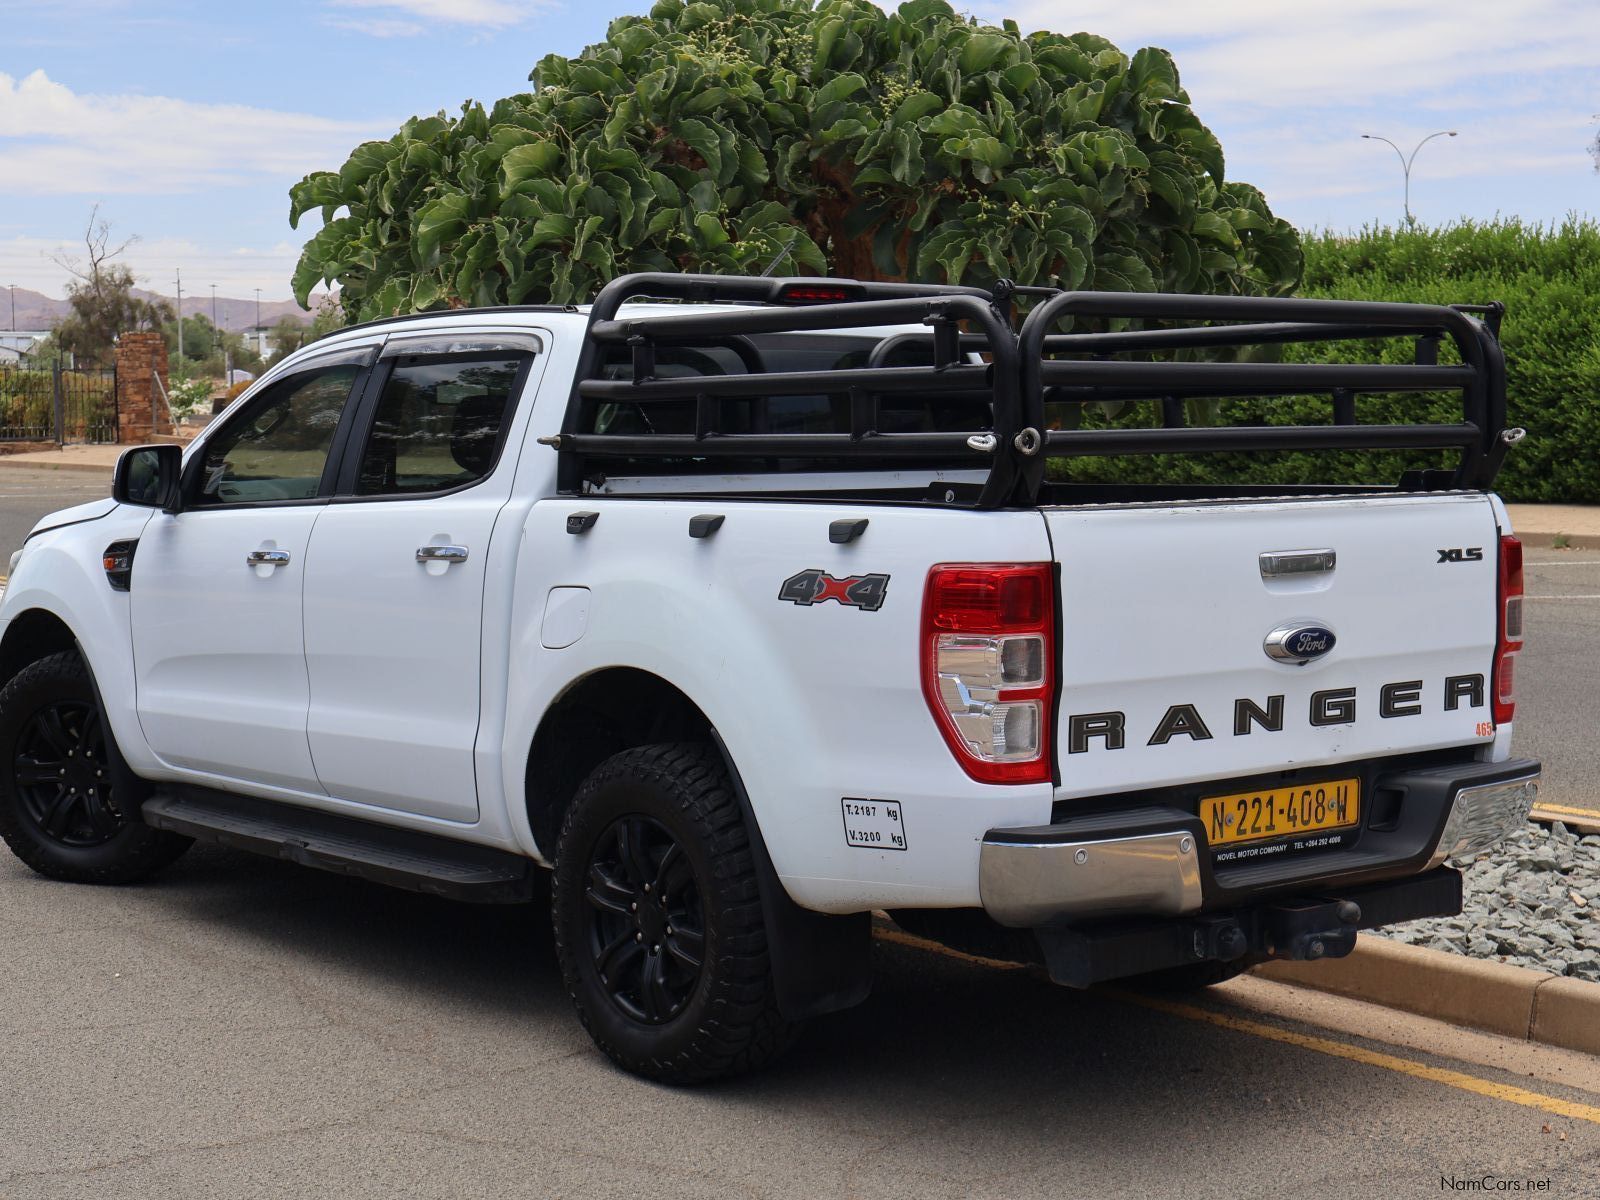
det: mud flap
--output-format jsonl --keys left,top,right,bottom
{"left": 710, "top": 731, "right": 873, "bottom": 1021}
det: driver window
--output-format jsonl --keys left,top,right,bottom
{"left": 194, "top": 365, "right": 359, "bottom": 506}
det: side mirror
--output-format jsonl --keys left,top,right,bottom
{"left": 113, "top": 444, "right": 184, "bottom": 513}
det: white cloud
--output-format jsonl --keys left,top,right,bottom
{"left": 324, "top": 16, "right": 426, "bottom": 37}
{"left": 327, "top": 0, "right": 540, "bottom": 32}
{"left": 989, "top": 0, "right": 1600, "bottom": 227}
{"left": 0, "top": 70, "right": 391, "bottom": 196}
{"left": 1006, "top": 0, "right": 1600, "bottom": 104}
{"left": 1004, "top": 0, "right": 1593, "bottom": 101}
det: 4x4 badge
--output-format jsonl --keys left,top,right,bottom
{"left": 779, "top": 569, "right": 890, "bottom": 612}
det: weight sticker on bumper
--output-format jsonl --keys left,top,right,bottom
{"left": 841, "top": 798, "right": 907, "bottom": 851}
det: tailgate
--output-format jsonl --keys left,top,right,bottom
{"left": 1045, "top": 493, "right": 1502, "bottom": 800}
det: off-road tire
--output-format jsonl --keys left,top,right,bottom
{"left": 552, "top": 742, "right": 795, "bottom": 1084}
{"left": 0, "top": 651, "right": 190, "bottom": 884}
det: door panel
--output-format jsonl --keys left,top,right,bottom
{"left": 133, "top": 508, "right": 325, "bottom": 791}
{"left": 303, "top": 348, "right": 538, "bottom": 822}
{"left": 130, "top": 357, "right": 367, "bottom": 794}
{"left": 302, "top": 495, "right": 506, "bottom": 819}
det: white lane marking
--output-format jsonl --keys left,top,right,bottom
{"left": 1526, "top": 594, "right": 1600, "bottom": 600}
{"left": 1526, "top": 560, "right": 1600, "bottom": 567}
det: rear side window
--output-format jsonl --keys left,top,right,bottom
{"left": 355, "top": 356, "right": 525, "bottom": 496}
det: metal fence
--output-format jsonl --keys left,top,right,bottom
{"left": 0, "top": 363, "right": 118, "bottom": 443}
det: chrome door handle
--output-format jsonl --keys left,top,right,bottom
{"left": 416, "top": 544, "right": 469, "bottom": 564}
{"left": 246, "top": 549, "right": 291, "bottom": 568}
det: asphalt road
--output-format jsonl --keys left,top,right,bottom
{"left": 1517, "top": 548, "right": 1600, "bottom": 820}
{"left": 1, "top": 475, "right": 1598, "bottom": 1197}
{"left": 2, "top": 843, "right": 1598, "bottom": 1200}
{"left": 0, "top": 469, "right": 109, "bottom": 570}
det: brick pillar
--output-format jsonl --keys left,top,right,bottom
{"left": 114, "top": 331, "right": 174, "bottom": 443}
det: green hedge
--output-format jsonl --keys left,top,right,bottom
{"left": 1050, "top": 219, "right": 1600, "bottom": 503}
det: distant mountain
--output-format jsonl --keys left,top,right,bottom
{"left": 2, "top": 286, "right": 332, "bottom": 333}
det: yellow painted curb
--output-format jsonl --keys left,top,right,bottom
{"left": 1254, "top": 937, "right": 1600, "bottom": 1056}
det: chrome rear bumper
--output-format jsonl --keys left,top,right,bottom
{"left": 979, "top": 830, "right": 1203, "bottom": 927}
{"left": 979, "top": 758, "right": 1540, "bottom": 928}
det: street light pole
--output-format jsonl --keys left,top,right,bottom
{"left": 7, "top": 284, "right": 14, "bottom": 332}
{"left": 210, "top": 283, "right": 218, "bottom": 333}
{"left": 254, "top": 287, "right": 261, "bottom": 357}
{"left": 1361, "top": 130, "right": 1458, "bottom": 227}
{"left": 174, "top": 268, "right": 183, "bottom": 363}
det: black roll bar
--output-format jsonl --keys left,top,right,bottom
{"left": 560, "top": 273, "right": 1025, "bottom": 506}
{"left": 554, "top": 273, "right": 1509, "bottom": 507}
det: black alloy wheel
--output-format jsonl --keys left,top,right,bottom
{"left": 584, "top": 815, "right": 706, "bottom": 1024}
{"left": 551, "top": 742, "right": 795, "bottom": 1083}
{"left": 0, "top": 651, "right": 190, "bottom": 884}
{"left": 13, "top": 698, "right": 122, "bottom": 847}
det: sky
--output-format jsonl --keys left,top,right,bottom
{"left": 2, "top": 0, "right": 1597, "bottom": 304}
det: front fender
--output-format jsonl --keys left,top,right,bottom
{"left": 1, "top": 504, "right": 157, "bottom": 771}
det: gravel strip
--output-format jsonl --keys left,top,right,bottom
{"left": 1376, "top": 821, "right": 1600, "bottom": 981}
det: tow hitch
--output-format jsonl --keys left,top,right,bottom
{"left": 1034, "top": 868, "right": 1460, "bottom": 989}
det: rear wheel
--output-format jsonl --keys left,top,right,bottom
{"left": 552, "top": 743, "right": 795, "bottom": 1083}
{"left": 0, "top": 652, "right": 189, "bottom": 883}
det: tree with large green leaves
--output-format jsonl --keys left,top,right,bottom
{"left": 290, "top": 0, "right": 1301, "bottom": 320}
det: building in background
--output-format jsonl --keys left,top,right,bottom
{"left": 241, "top": 327, "right": 272, "bottom": 359}
{"left": 0, "top": 332, "right": 50, "bottom": 364}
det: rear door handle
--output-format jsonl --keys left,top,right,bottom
{"left": 246, "top": 549, "right": 291, "bottom": 568}
{"left": 416, "top": 545, "right": 469, "bottom": 565}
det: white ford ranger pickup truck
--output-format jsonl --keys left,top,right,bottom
{"left": 0, "top": 274, "right": 1539, "bottom": 1082}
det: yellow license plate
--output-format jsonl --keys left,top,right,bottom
{"left": 1199, "top": 779, "right": 1360, "bottom": 847}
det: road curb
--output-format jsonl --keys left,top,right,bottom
{"left": 1253, "top": 938, "right": 1600, "bottom": 1056}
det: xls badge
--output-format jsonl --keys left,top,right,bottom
{"left": 779, "top": 569, "right": 890, "bottom": 611}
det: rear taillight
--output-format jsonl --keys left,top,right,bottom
{"left": 1494, "top": 534, "right": 1523, "bottom": 726}
{"left": 921, "top": 564, "right": 1055, "bottom": 784}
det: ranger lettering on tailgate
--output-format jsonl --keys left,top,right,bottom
{"left": 1067, "top": 674, "right": 1487, "bottom": 752}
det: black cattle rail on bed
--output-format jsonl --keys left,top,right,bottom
{"left": 552, "top": 272, "right": 1511, "bottom": 510}
{"left": 1014, "top": 291, "right": 1510, "bottom": 504}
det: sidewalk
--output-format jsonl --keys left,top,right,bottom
{"left": 0, "top": 440, "right": 185, "bottom": 473}
{"left": 1504, "top": 504, "right": 1600, "bottom": 550}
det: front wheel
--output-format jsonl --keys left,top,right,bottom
{"left": 0, "top": 651, "right": 190, "bottom": 884}
{"left": 551, "top": 743, "right": 795, "bottom": 1084}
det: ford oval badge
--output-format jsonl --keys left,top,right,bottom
{"left": 1264, "top": 623, "right": 1336, "bottom": 665}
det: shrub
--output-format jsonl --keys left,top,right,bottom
{"left": 1051, "top": 219, "right": 1600, "bottom": 503}
{"left": 165, "top": 377, "right": 216, "bottom": 421}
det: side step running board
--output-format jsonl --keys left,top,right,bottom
{"left": 143, "top": 790, "right": 537, "bottom": 904}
